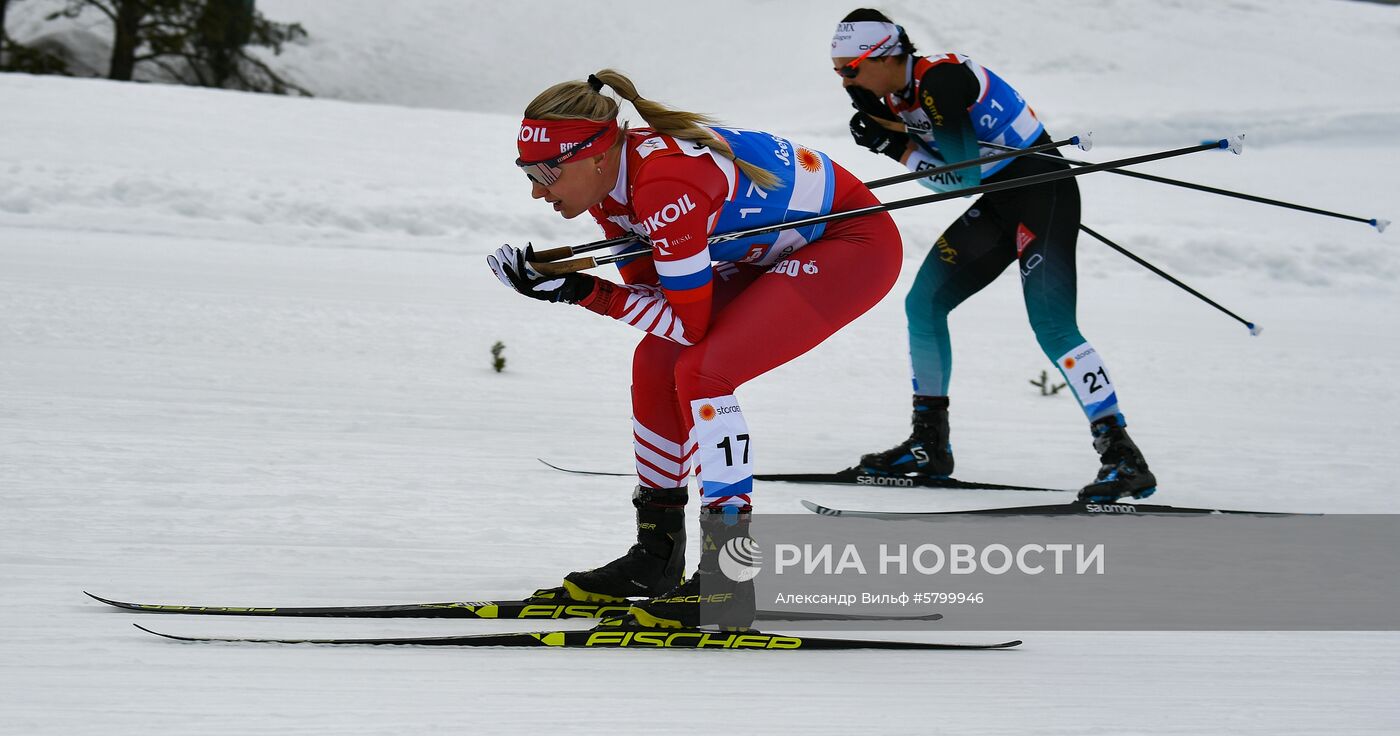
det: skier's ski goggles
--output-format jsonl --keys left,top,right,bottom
{"left": 515, "top": 126, "right": 611, "bottom": 186}
{"left": 836, "top": 34, "right": 892, "bottom": 79}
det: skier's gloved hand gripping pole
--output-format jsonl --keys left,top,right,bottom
{"left": 528, "top": 133, "right": 1091, "bottom": 263}
{"left": 530, "top": 136, "right": 1244, "bottom": 278}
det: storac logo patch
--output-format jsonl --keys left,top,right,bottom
{"left": 796, "top": 148, "right": 822, "bottom": 173}
{"left": 698, "top": 404, "right": 717, "bottom": 421}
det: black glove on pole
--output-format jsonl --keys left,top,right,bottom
{"left": 849, "top": 112, "right": 907, "bottom": 162}
{"left": 487, "top": 243, "right": 595, "bottom": 303}
{"left": 846, "top": 85, "right": 902, "bottom": 121}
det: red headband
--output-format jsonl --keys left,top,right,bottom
{"left": 517, "top": 118, "right": 620, "bottom": 163}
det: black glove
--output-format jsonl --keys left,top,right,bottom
{"left": 849, "top": 112, "right": 907, "bottom": 162}
{"left": 846, "top": 85, "right": 901, "bottom": 122}
{"left": 486, "top": 243, "right": 595, "bottom": 304}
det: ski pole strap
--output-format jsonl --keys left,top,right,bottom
{"left": 536, "top": 247, "right": 649, "bottom": 276}
{"left": 531, "top": 137, "right": 1242, "bottom": 278}
{"left": 983, "top": 141, "right": 1385, "bottom": 231}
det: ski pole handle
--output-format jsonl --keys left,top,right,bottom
{"left": 531, "top": 256, "right": 598, "bottom": 277}
{"left": 531, "top": 233, "right": 638, "bottom": 263}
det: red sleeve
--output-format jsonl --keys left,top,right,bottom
{"left": 577, "top": 154, "right": 729, "bottom": 345}
{"left": 588, "top": 207, "right": 657, "bottom": 286}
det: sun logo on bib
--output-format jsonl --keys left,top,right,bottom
{"left": 797, "top": 148, "right": 822, "bottom": 173}
{"left": 698, "top": 404, "right": 717, "bottom": 421}
{"left": 1063, "top": 357, "right": 1076, "bottom": 370}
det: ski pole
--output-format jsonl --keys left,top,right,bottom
{"left": 873, "top": 131, "right": 1264, "bottom": 334}
{"left": 533, "top": 136, "right": 1244, "bottom": 277}
{"left": 529, "top": 134, "right": 1092, "bottom": 263}
{"left": 864, "top": 133, "right": 1091, "bottom": 189}
{"left": 529, "top": 233, "right": 635, "bottom": 264}
{"left": 1078, "top": 224, "right": 1261, "bottom": 336}
{"left": 982, "top": 141, "right": 1388, "bottom": 233}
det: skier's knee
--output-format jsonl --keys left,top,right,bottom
{"left": 1029, "top": 318, "right": 1081, "bottom": 359}
{"left": 903, "top": 290, "right": 932, "bottom": 321}
{"left": 674, "top": 349, "right": 731, "bottom": 400}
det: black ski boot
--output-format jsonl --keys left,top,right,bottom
{"left": 555, "top": 486, "right": 687, "bottom": 602}
{"left": 1078, "top": 415, "right": 1158, "bottom": 502}
{"left": 625, "top": 506, "right": 756, "bottom": 630}
{"left": 856, "top": 395, "right": 954, "bottom": 477}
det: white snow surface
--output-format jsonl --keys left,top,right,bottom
{"left": 3, "top": 1, "right": 1400, "bottom": 733}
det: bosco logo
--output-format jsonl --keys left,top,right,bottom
{"left": 767, "top": 259, "right": 819, "bottom": 278}
{"left": 698, "top": 404, "right": 716, "bottom": 421}
{"left": 518, "top": 127, "right": 551, "bottom": 142}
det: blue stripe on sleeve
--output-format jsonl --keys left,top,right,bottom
{"left": 658, "top": 269, "right": 713, "bottom": 292}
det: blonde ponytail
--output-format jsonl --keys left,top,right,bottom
{"left": 524, "top": 69, "right": 781, "bottom": 191}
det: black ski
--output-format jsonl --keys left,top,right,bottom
{"left": 133, "top": 624, "right": 1018, "bottom": 651}
{"left": 86, "top": 591, "right": 941, "bottom": 623}
{"left": 538, "top": 459, "right": 1067, "bottom": 493}
{"left": 755, "top": 470, "right": 1066, "bottom": 492}
{"left": 801, "top": 499, "right": 1314, "bottom": 518}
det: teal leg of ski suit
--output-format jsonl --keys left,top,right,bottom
{"left": 905, "top": 151, "right": 1121, "bottom": 422}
